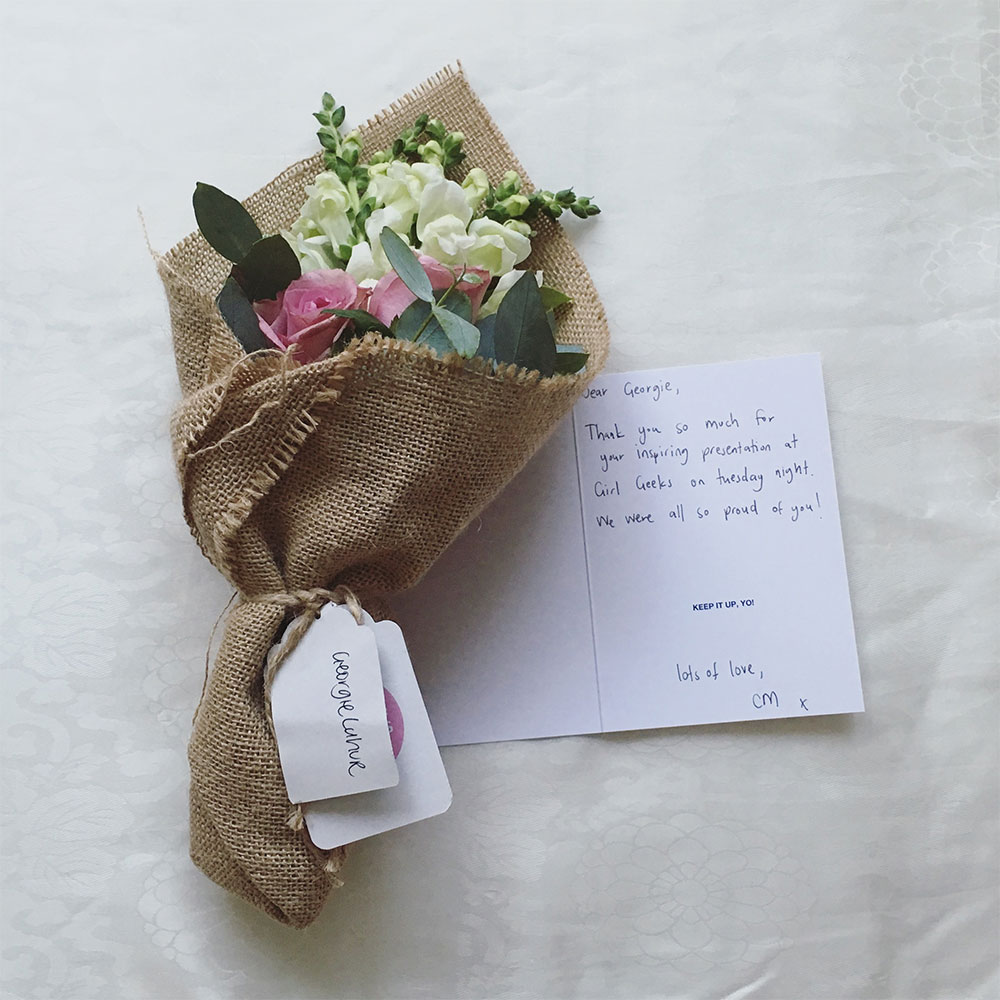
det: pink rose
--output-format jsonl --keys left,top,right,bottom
{"left": 368, "top": 255, "right": 490, "bottom": 327}
{"left": 253, "top": 269, "right": 369, "bottom": 364}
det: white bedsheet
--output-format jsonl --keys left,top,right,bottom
{"left": 2, "top": 2, "right": 997, "bottom": 997}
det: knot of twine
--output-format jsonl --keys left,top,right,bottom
{"left": 196, "top": 584, "right": 365, "bottom": 726}
{"left": 256, "top": 585, "right": 365, "bottom": 693}
{"left": 252, "top": 585, "right": 364, "bottom": 625}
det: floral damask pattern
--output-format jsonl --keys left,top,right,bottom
{"left": 576, "top": 813, "right": 814, "bottom": 976}
{"left": 900, "top": 30, "right": 999, "bottom": 164}
{"left": 921, "top": 220, "right": 1000, "bottom": 311}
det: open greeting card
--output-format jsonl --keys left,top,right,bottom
{"left": 394, "top": 353, "right": 864, "bottom": 745}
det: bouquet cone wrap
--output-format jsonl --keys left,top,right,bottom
{"left": 157, "top": 66, "right": 609, "bottom": 927}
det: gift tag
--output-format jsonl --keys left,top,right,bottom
{"left": 304, "top": 615, "right": 452, "bottom": 850}
{"left": 269, "top": 603, "right": 399, "bottom": 803}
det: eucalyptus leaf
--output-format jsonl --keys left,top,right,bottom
{"left": 193, "top": 182, "right": 262, "bottom": 263}
{"left": 393, "top": 298, "right": 460, "bottom": 358}
{"left": 475, "top": 314, "right": 497, "bottom": 361}
{"left": 432, "top": 303, "right": 480, "bottom": 357}
{"left": 322, "top": 308, "right": 393, "bottom": 337}
{"left": 394, "top": 299, "right": 434, "bottom": 341}
{"left": 216, "top": 276, "right": 272, "bottom": 354}
{"left": 554, "top": 343, "right": 589, "bottom": 375}
{"left": 539, "top": 285, "right": 573, "bottom": 310}
{"left": 493, "top": 271, "right": 556, "bottom": 377}
{"left": 232, "top": 235, "right": 301, "bottom": 303}
{"left": 379, "top": 227, "right": 433, "bottom": 302}
{"left": 409, "top": 302, "right": 453, "bottom": 356}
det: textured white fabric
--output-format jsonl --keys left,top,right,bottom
{"left": 1, "top": 2, "right": 997, "bottom": 997}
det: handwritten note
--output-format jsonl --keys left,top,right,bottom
{"left": 393, "top": 355, "right": 863, "bottom": 745}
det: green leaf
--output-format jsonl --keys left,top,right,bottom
{"left": 554, "top": 344, "right": 589, "bottom": 375}
{"left": 394, "top": 299, "right": 433, "bottom": 341}
{"left": 216, "top": 276, "right": 272, "bottom": 354}
{"left": 232, "top": 234, "right": 301, "bottom": 302}
{"left": 379, "top": 228, "right": 433, "bottom": 302}
{"left": 493, "top": 272, "right": 556, "bottom": 377}
{"left": 394, "top": 299, "right": 452, "bottom": 356}
{"left": 321, "top": 308, "right": 393, "bottom": 337}
{"left": 394, "top": 296, "right": 477, "bottom": 358}
{"left": 432, "top": 302, "right": 480, "bottom": 357}
{"left": 193, "top": 182, "right": 262, "bottom": 263}
{"left": 475, "top": 314, "right": 497, "bottom": 361}
{"left": 539, "top": 285, "right": 573, "bottom": 310}
{"left": 322, "top": 92, "right": 335, "bottom": 111}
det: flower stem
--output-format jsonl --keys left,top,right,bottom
{"left": 413, "top": 270, "right": 462, "bottom": 345}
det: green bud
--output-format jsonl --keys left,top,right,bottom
{"left": 499, "top": 194, "right": 530, "bottom": 218}
{"left": 417, "top": 139, "right": 444, "bottom": 162}
{"left": 317, "top": 130, "right": 339, "bottom": 152}
{"left": 570, "top": 204, "right": 588, "bottom": 219}
{"left": 461, "top": 167, "right": 490, "bottom": 209}
{"left": 586, "top": 204, "right": 601, "bottom": 216}
{"left": 555, "top": 188, "right": 573, "bottom": 203}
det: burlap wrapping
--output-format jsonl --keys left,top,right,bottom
{"left": 157, "top": 65, "right": 609, "bottom": 927}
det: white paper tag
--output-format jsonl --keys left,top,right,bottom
{"left": 269, "top": 603, "right": 399, "bottom": 803}
{"left": 304, "top": 615, "right": 452, "bottom": 850}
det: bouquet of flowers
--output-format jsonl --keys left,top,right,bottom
{"left": 157, "top": 66, "right": 608, "bottom": 927}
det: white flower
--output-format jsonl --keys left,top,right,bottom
{"left": 364, "top": 207, "right": 411, "bottom": 275}
{"left": 461, "top": 167, "right": 490, "bottom": 210}
{"left": 345, "top": 241, "right": 383, "bottom": 285}
{"left": 479, "top": 269, "right": 544, "bottom": 318}
{"left": 415, "top": 178, "right": 473, "bottom": 243}
{"left": 289, "top": 171, "right": 355, "bottom": 250}
{"left": 367, "top": 160, "right": 445, "bottom": 237}
{"left": 464, "top": 218, "right": 532, "bottom": 275}
{"left": 419, "top": 216, "right": 478, "bottom": 267}
{"left": 284, "top": 231, "right": 334, "bottom": 272}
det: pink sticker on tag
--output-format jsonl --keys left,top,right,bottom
{"left": 384, "top": 688, "right": 404, "bottom": 757}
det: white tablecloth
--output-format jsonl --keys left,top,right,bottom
{"left": 2, "top": 2, "right": 997, "bottom": 997}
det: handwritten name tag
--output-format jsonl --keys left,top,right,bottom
{"left": 304, "top": 613, "right": 452, "bottom": 850}
{"left": 269, "top": 603, "right": 399, "bottom": 803}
